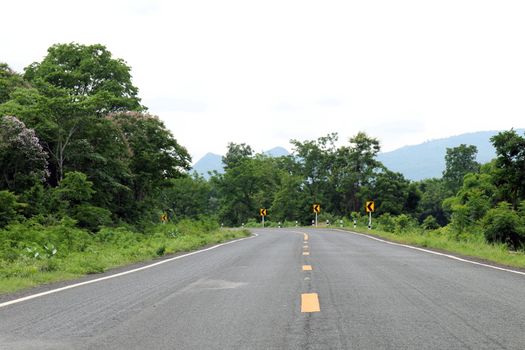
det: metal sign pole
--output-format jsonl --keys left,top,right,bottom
{"left": 368, "top": 211, "right": 372, "bottom": 230}
{"left": 262, "top": 215, "right": 265, "bottom": 228}
{"left": 315, "top": 212, "right": 318, "bottom": 227}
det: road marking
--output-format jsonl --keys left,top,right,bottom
{"left": 303, "top": 265, "right": 312, "bottom": 271}
{"left": 303, "top": 245, "right": 308, "bottom": 249}
{"left": 301, "top": 293, "right": 320, "bottom": 312}
{"left": 304, "top": 233, "right": 309, "bottom": 241}
{"left": 0, "top": 233, "right": 259, "bottom": 309}
{"left": 335, "top": 229, "right": 525, "bottom": 277}
{"left": 303, "top": 252, "right": 310, "bottom": 256}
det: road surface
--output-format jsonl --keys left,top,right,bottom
{"left": 1, "top": 228, "right": 525, "bottom": 349}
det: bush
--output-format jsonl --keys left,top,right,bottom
{"left": 394, "top": 214, "right": 415, "bottom": 233}
{"left": 0, "top": 218, "right": 93, "bottom": 257}
{"left": 0, "top": 190, "right": 22, "bottom": 228}
{"left": 73, "top": 204, "right": 113, "bottom": 231}
{"left": 483, "top": 202, "right": 525, "bottom": 249}
{"left": 377, "top": 213, "right": 395, "bottom": 232}
{"left": 422, "top": 215, "right": 440, "bottom": 230}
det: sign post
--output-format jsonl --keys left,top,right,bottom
{"left": 313, "top": 204, "right": 321, "bottom": 227}
{"left": 366, "top": 201, "right": 375, "bottom": 229}
{"left": 260, "top": 208, "right": 267, "bottom": 228}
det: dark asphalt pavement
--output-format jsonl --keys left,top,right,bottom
{"left": 1, "top": 228, "right": 525, "bottom": 349}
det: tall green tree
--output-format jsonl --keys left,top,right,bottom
{"left": 222, "top": 142, "right": 254, "bottom": 170}
{"left": 1, "top": 44, "right": 144, "bottom": 185}
{"left": 491, "top": 130, "right": 525, "bottom": 209}
{"left": 291, "top": 133, "right": 337, "bottom": 211}
{"left": 212, "top": 154, "right": 281, "bottom": 226}
{"left": 442, "top": 144, "right": 479, "bottom": 194}
{"left": 23, "top": 43, "right": 142, "bottom": 114}
{"left": 368, "top": 169, "right": 410, "bottom": 216}
{"left": 333, "top": 132, "right": 381, "bottom": 214}
{"left": 108, "top": 111, "right": 191, "bottom": 204}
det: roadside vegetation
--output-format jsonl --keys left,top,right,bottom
{"left": 1, "top": 43, "right": 525, "bottom": 294}
{"left": 346, "top": 217, "right": 525, "bottom": 269}
{"left": 0, "top": 219, "right": 248, "bottom": 294}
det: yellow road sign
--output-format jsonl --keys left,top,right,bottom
{"left": 260, "top": 208, "right": 268, "bottom": 217}
{"left": 366, "top": 201, "right": 375, "bottom": 213}
{"left": 313, "top": 204, "right": 321, "bottom": 214}
{"left": 160, "top": 213, "right": 168, "bottom": 222}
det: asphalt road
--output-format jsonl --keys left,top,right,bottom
{"left": 1, "top": 228, "right": 525, "bottom": 349}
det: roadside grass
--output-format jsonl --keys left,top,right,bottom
{"left": 343, "top": 225, "right": 525, "bottom": 269}
{"left": 0, "top": 221, "right": 250, "bottom": 295}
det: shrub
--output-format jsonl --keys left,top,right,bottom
{"left": 483, "top": 202, "right": 525, "bottom": 249}
{"left": 377, "top": 213, "right": 395, "bottom": 232}
{"left": 422, "top": 215, "right": 440, "bottom": 230}
{"left": 73, "top": 204, "right": 113, "bottom": 231}
{"left": 0, "top": 190, "right": 22, "bottom": 228}
{"left": 394, "top": 214, "right": 415, "bottom": 233}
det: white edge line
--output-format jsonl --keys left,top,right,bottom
{"left": 0, "top": 233, "right": 258, "bottom": 309}
{"left": 334, "top": 229, "right": 525, "bottom": 277}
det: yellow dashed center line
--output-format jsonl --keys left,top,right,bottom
{"left": 301, "top": 293, "right": 320, "bottom": 312}
{"left": 303, "top": 233, "right": 309, "bottom": 241}
{"left": 302, "top": 265, "right": 312, "bottom": 271}
{"left": 303, "top": 245, "right": 308, "bottom": 249}
{"left": 303, "top": 252, "right": 310, "bottom": 256}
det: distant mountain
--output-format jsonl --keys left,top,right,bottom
{"left": 191, "top": 153, "right": 223, "bottom": 178}
{"left": 378, "top": 129, "right": 524, "bottom": 181}
{"left": 191, "top": 147, "right": 291, "bottom": 178}
{"left": 264, "top": 146, "right": 290, "bottom": 157}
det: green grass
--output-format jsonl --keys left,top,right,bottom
{"left": 342, "top": 225, "right": 525, "bottom": 269}
{"left": 0, "top": 223, "right": 250, "bottom": 295}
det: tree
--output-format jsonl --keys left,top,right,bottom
{"left": 163, "top": 175, "right": 213, "bottom": 220}
{"left": 271, "top": 172, "right": 309, "bottom": 224}
{"left": 333, "top": 132, "right": 381, "bottom": 214}
{"left": 417, "top": 178, "right": 450, "bottom": 226}
{"left": 1, "top": 43, "right": 144, "bottom": 185}
{"left": 54, "top": 171, "right": 112, "bottom": 231}
{"left": 0, "top": 63, "right": 28, "bottom": 104}
{"left": 291, "top": 133, "right": 337, "bottom": 212}
{"left": 108, "top": 111, "right": 191, "bottom": 203}
{"left": 212, "top": 154, "right": 281, "bottom": 226}
{"left": 222, "top": 142, "right": 254, "bottom": 170}
{"left": 368, "top": 169, "right": 410, "bottom": 216}
{"left": 442, "top": 144, "right": 479, "bottom": 194}
{"left": 490, "top": 130, "right": 525, "bottom": 209}
{"left": 23, "top": 43, "right": 142, "bottom": 114}
{"left": 0, "top": 116, "right": 49, "bottom": 192}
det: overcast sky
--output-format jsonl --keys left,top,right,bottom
{"left": 2, "top": 0, "right": 525, "bottom": 162}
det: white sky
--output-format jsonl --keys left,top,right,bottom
{"left": 2, "top": 0, "right": 525, "bottom": 162}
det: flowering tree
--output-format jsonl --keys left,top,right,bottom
{"left": 0, "top": 116, "right": 49, "bottom": 192}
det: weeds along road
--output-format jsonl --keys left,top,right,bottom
{"left": 1, "top": 228, "right": 525, "bottom": 349}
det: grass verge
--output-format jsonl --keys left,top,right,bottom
{"left": 340, "top": 226, "right": 525, "bottom": 269}
{"left": 0, "top": 221, "right": 250, "bottom": 295}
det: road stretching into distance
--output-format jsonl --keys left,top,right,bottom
{"left": 1, "top": 228, "right": 525, "bottom": 349}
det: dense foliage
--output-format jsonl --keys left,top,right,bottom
{"left": 1, "top": 42, "right": 525, "bottom": 288}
